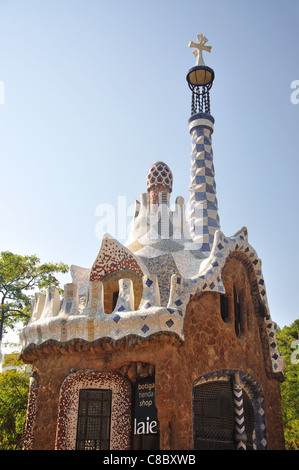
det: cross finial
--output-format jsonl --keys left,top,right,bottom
{"left": 188, "top": 32, "right": 212, "bottom": 66}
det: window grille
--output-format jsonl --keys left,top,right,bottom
{"left": 193, "top": 380, "right": 256, "bottom": 450}
{"left": 161, "top": 192, "right": 168, "bottom": 205}
{"left": 193, "top": 381, "right": 235, "bottom": 450}
{"left": 76, "top": 389, "right": 112, "bottom": 450}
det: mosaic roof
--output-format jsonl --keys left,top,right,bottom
{"left": 146, "top": 161, "right": 173, "bottom": 193}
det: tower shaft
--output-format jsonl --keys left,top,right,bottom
{"left": 188, "top": 113, "right": 220, "bottom": 254}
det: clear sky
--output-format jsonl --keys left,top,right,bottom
{"left": 0, "top": 0, "right": 298, "bottom": 345}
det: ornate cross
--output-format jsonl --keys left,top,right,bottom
{"left": 188, "top": 33, "right": 212, "bottom": 66}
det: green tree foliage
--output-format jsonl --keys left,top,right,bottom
{"left": 0, "top": 251, "right": 69, "bottom": 343}
{"left": 2, "top": 351, "right": 24, "bottom": 369}
{"left": 276, "top": 319, "right": 299, "bottom": 450}
{"left": 0, "top": 252, "right": 68, "bottom": 449}
{"left": 0, "top": 368, "right": 30, "bottom": 449}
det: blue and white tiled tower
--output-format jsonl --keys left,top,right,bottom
{"left": 187, "top": 33, "right": 220, "bottom": 255}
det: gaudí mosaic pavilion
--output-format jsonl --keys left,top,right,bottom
{"left": 20, "top": 34, "right": 285, "bottom": 451}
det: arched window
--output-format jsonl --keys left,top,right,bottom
{"left": 76, "top": 389, "right": 112, "bottom": 450}
{"left": 220, "top": 294, "right": 229, "bottom": 323}
{"left": 102, "top": 272, "right": 142, "bottom": 313}
{"left": 56, "top": 370, "right": 131, "bottom": 450}
{"left": 220, "top": 254, "right": 257, "bottom": 339}
{"left": 193, "top": 370, "right": 267, "bottom": 450}
{"left": 193, "top": 380, "right": 235, "bottom": 450}
{"left": 103, "top": 287, "right": 119, "bottom": 314}
{"left": 234, "top": 286, "right": 241, "bottom": 337}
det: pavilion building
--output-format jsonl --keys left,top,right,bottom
{"left": 20, "top": 34, "right": 285, "bottom": 451}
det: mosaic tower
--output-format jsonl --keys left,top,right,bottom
{"left": 187, "top": 33, "right": 220, "bottom": 254}
{"left": 146, "top": 161, "right": 173, "bottom": 238}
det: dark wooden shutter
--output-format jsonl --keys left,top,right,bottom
{"left": 234, "top": 286, "right": 241, "bottom": 337}
{"left": 76, "top": 389, "right": 112, "bottom": 450}
{"left": 193, "top": 381, "right": 235, "bottom": 450}
{"left": 220, "top": 294, "right": 229, "bottom": 322}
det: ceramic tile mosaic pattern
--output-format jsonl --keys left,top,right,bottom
{"left": 55, "top": 370, "right": 131, "bottom": 450}
{"left": 20, "top": 226, "right": 284, "bottom": 375}
{"left": 90, "top": 234, "right": 145, "bottom": 282}
{"left": 233, "top": 381, "right": 247, "bottom": 450}
{"left": 147, "top": 161, "right": 173, "bottom": 193}
{"left": 188, "top": 113, "right": 220, "bottom": 254}
{"left": 22, "top": 374, "right": 39, "bottom": 450}
{"left": 147, "top": 161, "right": 173, "bottom": 206}
{"left": 139, "top": 253, "right": 178, "bottom": 307}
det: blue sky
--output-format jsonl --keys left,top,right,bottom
{"left": 0, "top": 0, "right": 298, "bottom": 337}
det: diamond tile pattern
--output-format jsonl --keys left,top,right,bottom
{"left": 188, "top": 124, "right": 220, "bottom": 253}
